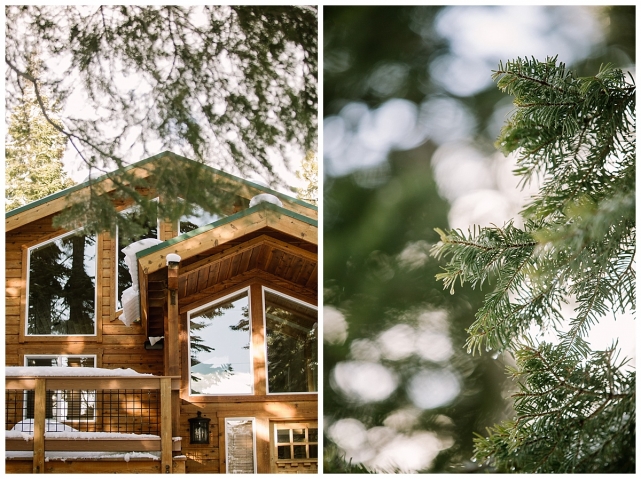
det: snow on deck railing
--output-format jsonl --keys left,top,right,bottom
{"left": 6, "top": 366, "right": 156, "bottom": 377}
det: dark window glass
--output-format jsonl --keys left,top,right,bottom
{"left": 265, "top": 292, "right": 317, "bottom": 393}
{"left": 28, "top": 232, "right": 96, "bottom": 335}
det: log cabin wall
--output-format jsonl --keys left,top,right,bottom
{"left": 5, "top": 212, "right": 163, "bottom": 376}
{"left": 174, "top": 276, "right": 318, "bottom": 474}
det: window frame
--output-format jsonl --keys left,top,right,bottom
{"left": 262, "top": 287, "right": 318, "bottom": 395}
{"left": 187, "top": 287, "right": 254, "bottom": 397}
{"left": 24, "top": 229, "right": 98, "bottom": 337}
{"left": 271, "top": 420, "right": 319, "bottom": 467}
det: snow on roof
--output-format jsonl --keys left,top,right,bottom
{"left": 249, "top": 193, "right": 284, "bottom": 208}
{"left": 6, "top": 366, "right": 156, "bottom": 377}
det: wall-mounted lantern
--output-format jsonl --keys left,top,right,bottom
{"left": 189, "top": 411, "right": 210, "bottom": 444}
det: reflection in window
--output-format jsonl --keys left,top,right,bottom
{"left": 226, "top": 418, "right": 256, "bottom": 474}
{"left": 189, "top": 291, "right": 252, "bottom": 395}
{"left": 117, "top": 203, "right": 158, "bottom": 309}
{"left": 275, "top": 422, "right": 318, "bottom": 461}
{"left": 24, "top": 356, "right": 96, "bottom": 424}
{"left": 264, "top": 291, "right": 318, "bottom": 393}
{"left": 27, "top": 231, "right": 96, "bottom": 335}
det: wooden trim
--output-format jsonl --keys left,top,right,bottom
{"left": 95, "top": 233, "right": 105, "bottom": 343}
{"left": 6, "top": 376, "right": 181, "bottom": 391}
{"left": 182, "top": 393, "right": 318, "bottom": 405}
{"left": 16, "top": 349, "right": 104, "bottom": 367}
{"left": 256, "top": 417, "right": 270, "bottom": 473}
{"left": 166, "top": 264, "right": 180, "bottom": 377}
{"left": 19, "top": 246, "right": 28, "bottom": 344}
{"left": 179, "top": 235, "right": 316, "bottom": 277}
{"left": 179, "top": 272, "right": 316, "bottom": 315}
{"left": 139, "top": 261, "right": 149, "bottom": 332}
{"left": 108, "top": 230, "right": 117, "bottom": 323}
{"left": 138, "top": 205, "right": 317, "bottom": 277}
{"left": 160, "top": 377, "right": 172, "bottom": 473}
{"left": 218, "top": 417, "right": 227, "bottom": 474}
{"left": 251, "top": 284, "right": 266, "bottom": 396}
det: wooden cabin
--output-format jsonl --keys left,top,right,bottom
{"left": 5, "top": 151, "right": 318, "bottom": 474}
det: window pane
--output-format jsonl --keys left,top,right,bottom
{"left": 190, "top": 292, "right": 252, "bottom": 395}
{"left": 309, "top": 428, "right": 318, "bottom": 442}
{"left": 309, "top": 444, "right": 318, "bottom": 458}
{"left": 117, "top": 204, "right": 158, "bottom": 309}
{"left": 293, "top": 445, "right": 307, "bottom": 459}
{"left": 277, "top": 429, "right": 290, "bottom": 443}
{"left": 265, "top": 292, "right": 317, "bottom": 393}
{"left": 278, "top": 445, "right": 291, "bottom": 459}
{"left": 292, "top": 428, "right": 306, "bottom": 442}
{"left": 28, "top": 232, "right": 96, "bottom": 335}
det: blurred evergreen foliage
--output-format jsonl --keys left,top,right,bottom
{"left": 323, "top": 5, "right": 634, "bottom": 473}
{"left": 433, "top": 57, "right": 635, "bottom": 473}
{"left": 5, "top": 5, "right": 317, "bottom": 236}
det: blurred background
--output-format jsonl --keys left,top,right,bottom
{"left": 323, "top": 6, "right": 635, "bottom": 473}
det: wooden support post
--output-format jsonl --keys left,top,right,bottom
{"left": 33, "top": 378, "right": 46, "bottom": 474}
{"left": 160, "top": 377, "right": 172, "bottom": 474}
{"left": 166, "top": 260, "right": 180, "bottom": 378}
{"left": 166, "top": 258, "right": 182, "bottom": 441}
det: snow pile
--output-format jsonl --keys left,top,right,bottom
{"left": 249, "top": 193, "right": 283, "bottom": 208}
{"left": 120, "top": 238, "right": 163, "bottom": 326}
{"left": 6, "top": 451, "right": 162, "bottom": 461}
{"left": 6, "top": 366, "right": 156, "bottom": 377}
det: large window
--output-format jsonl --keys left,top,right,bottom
{"left": 24, "top": 355, "right": 96, "bottom": 424}
{"left": 27, "top": 230, "right": 96, "bottom": 336}
{"left": 188, "top": 287, "right": 317, "bottom": 396}
{"left": 264, "top": 290, "right": 318, "bottom": 393}
{"left": 189, "top": 290, "right": 253, "bottom": 395}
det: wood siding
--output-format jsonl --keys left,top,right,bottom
{"left": 6, "top": 186, "right": 318, "bottom": 474}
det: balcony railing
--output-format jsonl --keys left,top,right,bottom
{"left": 6, "top": 374, "right": 181, "bottom": 474}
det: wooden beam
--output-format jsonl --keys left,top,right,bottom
{"left": 6, "top": 376, "right": 181, "bottom": 391}
{"left": 33, "top": 378, "right": 45, "bottom": 473}
{"left": 251, "top": 284, "right": 266, "bottom": 396}
{"left": 160, "top": 377, "right": 172, "bottom": 474}
{"left": 179, "top": 235, "right": 316, "bottom": 279}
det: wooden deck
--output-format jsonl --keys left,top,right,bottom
{"left": 5, "top": 375, "right": 182, "bottom": 474}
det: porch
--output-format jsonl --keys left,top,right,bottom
{"left": 5, "top": 370, "right": 184, "bottom": 474}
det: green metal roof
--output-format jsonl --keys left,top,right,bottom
{"left": 6, "top": 150, "right": 317, "bottom": 219}
{"left": 135, "top": 201, "right": 317, "bottom": 260}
